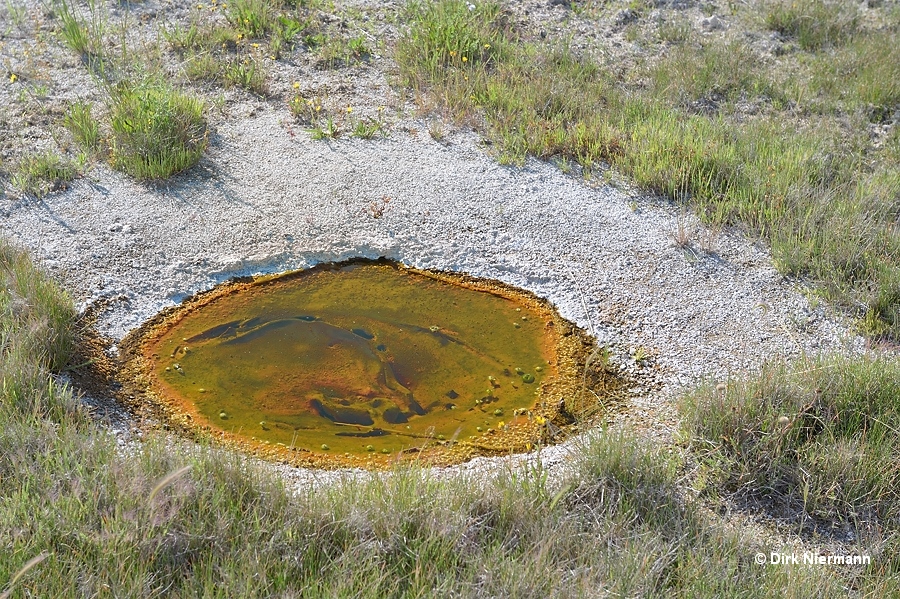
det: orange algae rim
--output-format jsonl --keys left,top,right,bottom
{"left": 118, "top": 258, "right": 621, "bottom": 470}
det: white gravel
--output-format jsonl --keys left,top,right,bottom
{"left": 1, "top": 101, "right": 864, "bottom": 487}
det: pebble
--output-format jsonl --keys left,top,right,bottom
{"left": 700, "top": 15, "right": 724, "bottom": 31}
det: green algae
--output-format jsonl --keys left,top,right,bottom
{"left": 135, "top": 260, "right": 596, "bottom": 466}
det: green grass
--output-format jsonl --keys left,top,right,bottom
{"left": 649, "top": 40, "right": 783, "bottom": 107}
{"left": 0, "top": 242, "right": 75, "bottom": 373}
{"left": 183, "top": 51, "right": 224, "bottom": 84}
{"left": 1, "top": 245, "right": 878, "bottom": 597}
{"left": 11, "top": 152, "right": 78, "bottom": 198}
{"left": 227, "top": 0, "right": 279, "bottom": 38}
{"left": 397, "top": 0, "right": 509, "bottom": 82}
{"left": 222, "top": 56, "right": 269, "bottom": 95}
{"left": 764, "top": 0, "right": 859, "bottom": 51}
{"left": 396, "top": 0, "right": 900, "bottom": 339}
{"left": 108, "top": 80, "right": 208, "bottom": 180}
{"left": 681, "top": 356, "right": 900, "bottom": 588}
{"left": 63, "top": 101, "right": 101, "bottom": 153}
{"left": 55, "top": 0, "right": 105, "bottom": 60}
{"left": 787, "top": 29, "right": 900, "bottom": 116}
{"left": 682, "top": 357, "right": 900, "bottom": 524}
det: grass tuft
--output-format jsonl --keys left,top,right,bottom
{"left": 108, "top": 80, "right": 208, "bottom": 180}
{"left": 351, "top": 116, "right": 386, "bottom": 139}
{"left": 681, "top": 356, "right": 900, "bottom": 529}
{"left": 656, "top": 17, "right": 692, "bottom": 44}
{"left": 222, "top": 56, "right": 269, "bottom": 95}
{"left": 63, "top": 100, "right": 101, "bottom": 153}
{"left": 764, "top": 0, "right": 859, "bottom": 51}
{"left": 227, "top": 0, "right": 279, "bottom": 38}
{"left": 56, "top": 0, "right": 105, "bottom": 60}
{"left": 396, "top": 0, "right": 509, "bottom": 86}
{"left": 11, "top": 152, "right": 78, "bottom": 198}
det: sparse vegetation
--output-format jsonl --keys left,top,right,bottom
{"left": 11, "top": 151, "right": 78, "bottom": 197}
{"left": 351, "top": 114, "right": 386, "bottom": 139}
{"left": 288, "top": 93, "right": 324, "bottom": 123}
{"left": 397, "top": 0, "right": 900, "bottom": 339}
{"left": 63, "top": 100, "right": 101, "bottom": 153}
{"left": 222, "top": 55, "right": 269, "bottom": 95}
{"left": 309, "top": 115, "right": 340, "bottom": 139}
{"left": 166, "top": 1, "right": 329, "bottom": 92}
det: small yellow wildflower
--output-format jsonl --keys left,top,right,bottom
{"left": 484, "top": 43, "right": 491, "bottom": 49}
{"left": 292, "top": 81, "right": 301, "bottom": 89}
{"left": 315, "top": 105, "right": 321, "bottom": 111}
{"left": 346, "top": 105, "right": 352, "bottom": 113}
{"left": 252, "top": 42, "right": 260, "bottom": 48}
{"left": 197, "top": 3, "right": 203, "bottom": 8}
{"left": 9, "top": 73, "right": 17, "bottom": 83}
{"left": 462, "top": 56, "right": 467, "bottom": 62}
{"left": 535, "top": 415, "right": 547, "bottom": 425}
{"left": 498, "top": 421, "right": 506, "bottom": 429}
{"left": 449, "top": 50, "right": 456, "bottom": 57}
{"left": 270, "top": 55, "right": 276, "bottom": 59}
